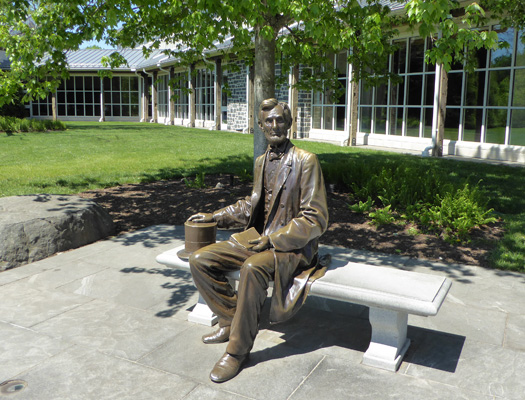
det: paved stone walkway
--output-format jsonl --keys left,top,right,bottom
{"left": 0, "top": 225, "right": 524, "bottom": 399}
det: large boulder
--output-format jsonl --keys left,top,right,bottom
{"left": 0, "top": 194, "right": 115, "bottom": 271}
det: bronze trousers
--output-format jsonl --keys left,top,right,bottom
{"left": 189, "top": 240, "right": 275, "bottom": 356}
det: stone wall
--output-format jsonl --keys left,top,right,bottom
{"left": 225, "top": 60, "right": 248, "bottom": 132}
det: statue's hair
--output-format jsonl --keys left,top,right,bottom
{"left": 258, "top": 98, "right": 292, "bottom": 128}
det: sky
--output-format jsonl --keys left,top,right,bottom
{"left": 80, "top": 39, "right": 114, "bottom": 49}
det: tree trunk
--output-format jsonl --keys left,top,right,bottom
{"left": 253, "top": 27, "right": 276, "bottom": 161}
{"left": 51, "top": 91, "right": 57, "bottom": 122}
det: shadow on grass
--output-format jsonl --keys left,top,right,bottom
{"left": 139, "top": 154, "right": 253, "bottom": 183}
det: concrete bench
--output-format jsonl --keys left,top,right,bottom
{"left": 156, "top": 244, "right": 451, "bottom": 372}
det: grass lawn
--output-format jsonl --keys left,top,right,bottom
{"left": 2, "top": 121, "right": 524, "bottom": 272}
{"left": 0, "top": 121, "right": 254, "bottom": 196}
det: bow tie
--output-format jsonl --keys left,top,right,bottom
{"left": 268, "top": 149, "right": 284, "bottom": 161}
{"left": 268, "top": 145, "right": 286, "bottom": 161}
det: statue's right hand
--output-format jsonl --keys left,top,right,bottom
{"left": 187, "top": 213, "right": 215, "bottom": 223}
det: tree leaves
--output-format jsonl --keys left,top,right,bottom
{"left": 0, "top": 0, "right": 523, "bottom": 107}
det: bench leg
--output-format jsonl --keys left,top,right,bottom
{"left": 187, "top": 294, "right": 218, "bottom": 326}
{"left": 362, "top": 307, "right": 411, "bottom": 372}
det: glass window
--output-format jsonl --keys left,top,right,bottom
{"left": 335, "top": 106, "right": 345, "bottom": 130}
{"left": 311, "top": 52, "right": 348, "bottom": 131}
{"left": 512, "top": 69, "right": 525, "bottom": 106}
{"left": 121, "top": 77, "right": 130, "bottom": 91}
{"left": 510, "top": 109, "right": 525, "bottom": 145}
{"left": 75, "top": 76, "right": 83, "bottom": 90}
{"left": 374, "top": 107, "right": 387, "bottom": 134}
{"left": 324, "top": 108, "right": 333, "bottom": 130}
{"left": 407, "top": 75, "right": 423, "bottom": 105}
{"left": 444, "top": 109, "right": 460, "bottom": 140}
{"left": 424, "top": 73, "right": 435, "bottom": 106}
{"left": 406, "top": 108, "right": 420, "bottom": 137}
{"left": 488, "top": 69, "right": 510, "bottom": 107}
{"left": 195, "top": 69, "right": 214, "bottom": 121}
{"left": 447, "top": 72, "right": 463, "bottom": 106}
{"left": 112, "top": 78, "right": 120, "bottom": 91}
{"left": 312, "top": 106, "right": 322, "bottom": 129}
{"left": 392, "top": 40, "right": 407, "bottom": 74}
{"left": 516, "top": 32, "right": 525, "bottom": 66}
{"left": 491, "top": 27, "right": 514, "bottom": 68}
{"left": 465, "top": 71, "right": 486, "bottom": 107}
{"left": 360, "top": 83, "right": 373, "bottom": 105}
{"left": 390, "top": 77, "right": 405, "bottom": 106}
{"left": 485, "top": 108, "right": 507, "bottom": 144}
{"left": 409, "top": 38, "right": 425, "bottom": 73}
{"left": 463, "top": 109, "right": 483, "bottom": 142}
{"left": 360, "top": 107, "right": 372, "bottom": 133}
{"left": 376, "top": 84, "right": 387, "bottom": 105}
{"left": 423, "top": 108, "right": 434, "bottom": 138}
{"left": 389, "top": 108, "right": 403, "bottom": 136}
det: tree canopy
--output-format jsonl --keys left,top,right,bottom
{"left": 1, "top": 0, "right": 523, "bottom": 153}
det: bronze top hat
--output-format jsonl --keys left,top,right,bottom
{"left": 177, "top": 220, "right": 217, "bottom": 260}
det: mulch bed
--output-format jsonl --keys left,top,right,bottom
{"left": 79, "top": 174, "right": 503, "bottom": 268}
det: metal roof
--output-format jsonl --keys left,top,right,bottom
{"left": 378, "top": 1, "right": 407, "bottom": 11}
{"left": 65, "top": 48, "right": 166, "bottom": 71}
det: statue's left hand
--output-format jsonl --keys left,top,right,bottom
{"left": 188, "top": 213, "right": 215, "bottom": 223}
{"left": 248, "top": 236, "right": 271, "bottom": 252}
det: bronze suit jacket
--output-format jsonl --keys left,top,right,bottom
{"left": 212, "top": 141, "right": 329, "bottom": 323}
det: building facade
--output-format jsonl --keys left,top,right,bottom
{"left": 28, "top": 24, "right": 525, "bottom": 163}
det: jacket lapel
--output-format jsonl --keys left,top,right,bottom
{"left": 247, "top": 153, "right": 266, "bottom": 227}
{"left": 269, "top": 142, "right": 294, "bottom": 213}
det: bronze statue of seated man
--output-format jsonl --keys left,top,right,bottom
{"left": 188, "top": 98, "right": 329, "bottom": 383}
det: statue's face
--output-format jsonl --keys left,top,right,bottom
{"left": 260, "top": 105, "right": 289, "bottom": 147}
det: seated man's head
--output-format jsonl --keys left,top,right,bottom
{"left": 258, "top": 98, "right": 292, "bottom": 147}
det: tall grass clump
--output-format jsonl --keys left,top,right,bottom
{"left": 0, "top": 116, "right": 66, "bottom": 133}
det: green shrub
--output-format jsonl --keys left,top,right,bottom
{"left": 413, "top": 183, "right": 498, "bottom": 242}
{"left": 348, "top": 196, "right": 374, "bottom": 213}
{"left": 0, "top": 116, "right": 66, "bottom": 133}
{"left": 369, "top": 205, "right": 396, "bottom": 226}
{"left": 331, "top": 155, "right": 496, "bottom": 242}
{"left": 184, "top": 172, "right": 207, "bottom": 189}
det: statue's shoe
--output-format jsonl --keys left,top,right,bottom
{"left": 210, "top": 352, "right": 249, "bottom": 383}
{"left": 202, "top": 326, "right": 231, "bottom": 344}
